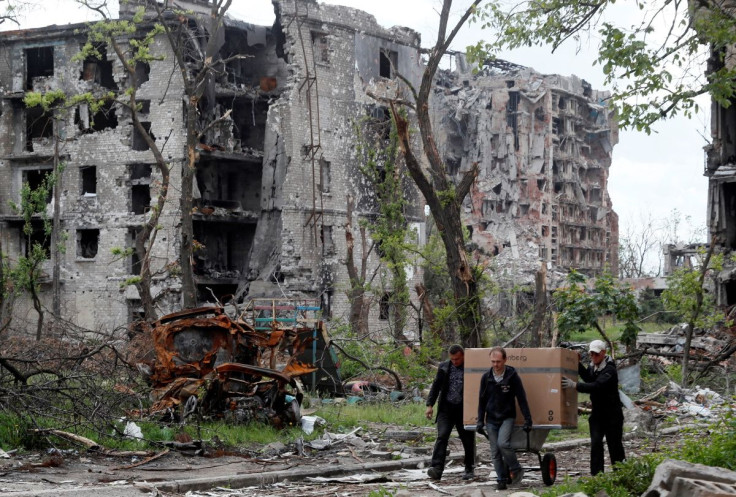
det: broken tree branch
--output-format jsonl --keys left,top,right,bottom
{"left": 33, "top": 429, "right": 100, "bottom": 451}
{"left": 329, "top": 341, "right": 403, "bottom": 392}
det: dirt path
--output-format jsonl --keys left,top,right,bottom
{"left": 0, "top": 427, "right": 683, "bottom": 496}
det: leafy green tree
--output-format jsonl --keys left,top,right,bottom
{"left": 553, "top": 269, "right": 640, "bottom": 352}
{"left": 7, "top": 169, "right": 59, "bottom": 340}
{"left": 389, "top": 0, "right": 483, "bottom": 347}
{"left": 661, "top": 240, "right": 724, "bottom": 386}
{"left": 469, "top": 0, "right": 733, "bottom": 133}
{"left": 356, "top": 113, "right": 414, "bottom": 343}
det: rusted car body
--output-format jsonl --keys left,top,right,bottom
{"left": 142, "top": 305, "right": 320, "bottom": 427}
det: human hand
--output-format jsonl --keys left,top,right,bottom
{"left": 523, "top": 423, "right": 532, "bottom": 433}
{"left": 476, "top": 423, "right": 487, "bottom": 437}
{"left": 561, "top": 377, "right": 576, "bottom": 389}
{"left": 425, "top": 405, "right": 433, "bottom": 420}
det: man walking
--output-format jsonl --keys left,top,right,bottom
{"left": 425, "top": 344, "right": 475, "bottom": 481}
{"left": 477, "top": 346, "right": 532, "bottom": 490}
{"left": 562, "top": 339, "right": 625, "bottom": 475}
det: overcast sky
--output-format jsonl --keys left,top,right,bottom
{"left": 5, "top": 0, "right": 709, "bottom": 243}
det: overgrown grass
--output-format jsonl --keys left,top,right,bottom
{"left": 569, "top": 319, "right": 663, "bottom": 343}
{"left": 314, "top": 401, "right": 428, "bottom": 431}
{"left": 0, "top": 401, "right": 429, "bottom": 452}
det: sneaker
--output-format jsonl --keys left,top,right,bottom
{"left": 496, "top": 480, "right": 508, "bottom": 490}
{"left": 462, "top": 470, "right": 475, "bottom": 480}
{"left": 427, "top": 467, "right": 442, "bottom": 480}
{"left": 510, "top": 467, "right": 525, "bottom": 484}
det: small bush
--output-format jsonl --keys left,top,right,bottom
{"left": 674, "top": 412, "right": 736, "bottom": 469}
{"left": 541, "top": 454, "right": 663, "bottom": 497}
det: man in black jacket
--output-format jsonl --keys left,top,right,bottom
{"left": 477, "top": 346, "right": 533, "bottom": 490}
{"left": 561, "top": 339, "right": 625, "bottom": 475}
{"left": 425, "top": 344, "right": 475, "bottom": 481}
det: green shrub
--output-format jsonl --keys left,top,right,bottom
{"left": 674, "top": 411, "right": 736, "bottom": 469}
{"left": 541, "top": 454, "right": 663, "bottom": 497}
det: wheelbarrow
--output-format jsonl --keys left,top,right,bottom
{"left": 475, "top": 425, "right": 557, "bottom": 485}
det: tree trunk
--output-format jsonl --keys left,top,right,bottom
{"left": 51, "top": 121, "right": 61, "bottom": 318}
{"left": 387, "top": 0, "right": 483, "bottom": 348}
{"left": 344, "top": 195, "right": 370, "bottom": 336}
{"left": 681, "top": 236, "right": 716, "bottom": 387}
{"left": 180, "top": 120, "right": 198, "bottom": 309}
{"left": 530, "top": 261, "right": 547, "bottom": 347}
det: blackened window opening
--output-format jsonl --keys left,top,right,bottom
{"left": 80, "top": 44, "right": 116, "bottom": 89}
{"left": 81, "top": 166, "right": 96, "bottom": 195}
{"left": 134, "top": 61, "right": 150, "bottom": 86}
{"left": 25, "top": 46, "right": 54, "bottom": 90}
{"left": 77, "top": 229, "right": 99, "bottom": 259}
{"left": 24, "top": 169, "right": 52, "bottom": 204}
{"left": 91, "top": 100, "right": 118, "bottom": 131}
{"left": 132, "top": 122, "right": 154, "bottom": 151}
{"left": 379, "top": 49, "right": 397, "bottom": 78}
{"left": 26, "top": 105, "right": 53, "bottom": 151}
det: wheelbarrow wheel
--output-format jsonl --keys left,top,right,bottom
{"left": 541, "top": 452, "right": 557, "bottom": 485}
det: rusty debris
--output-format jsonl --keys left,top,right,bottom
{"left": 138, "top": 302, "right": 336, "bottom": 428}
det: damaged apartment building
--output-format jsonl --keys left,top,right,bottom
{"left": 432, "top": 59, "right": 619, "bottom": 287}
{"left": 706, "top": 35, "right": 736, "bottom": 307}
{"left": 0, "top": 0, "right": 618, "bottom": 334}
{"left": 0, "top": 0, "right": 426, "bottom": 333}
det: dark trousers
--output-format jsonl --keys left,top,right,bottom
{"left": 430, "top": 404, "right": 475, "bottom": 473}
{"left": 589, "top": 412, "right": 625, "bottom": 475}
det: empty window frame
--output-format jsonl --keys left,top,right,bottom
{"left": 80, "top": 166, "right": 96, "bottom": 195}
{"left": 129, "top": 164, "right": 152, "bottom": 214}
{"left": 77, "top": 229, "right": 99, "bottom": 259}
{"left": 379, "top": 49, "right": 398, "bottom": 78}
{"left": 25, "top": 46, "right": 54, "bottom": 90}
{"left": 128, "top": 228, "right": 141, "bottom": 275}
{"left": 25, "top": 105, "right": 53, "bottom": 151}
{"left": 80, "top": 43, "right": 116, "bottom": 89}
{"left": 321, "top": 224, "right": 334, "bottom": 254}
{"left": 23, "top": 168, "right": 53, "bottom": 204}
{"left": 311, "top": 31, "right": 329, "bottom": 63}
{"left": 91, "top": 100, "right": 118, "bottom": 131}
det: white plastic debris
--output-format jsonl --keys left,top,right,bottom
{"left": 682, "top": 402, "right": 712, "bottom": 417}
{"left": 123, "top": 421, "right": 143, "bottom": 439}
{"left": 300, "top": 415, "right": 326, "bottom": 435}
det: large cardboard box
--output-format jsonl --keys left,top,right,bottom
{"left": 464, "top": 348, "right": 578, "bottom": 429}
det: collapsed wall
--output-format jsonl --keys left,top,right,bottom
{"left": 432, "top": 59, "right": 619, "bottom": 289}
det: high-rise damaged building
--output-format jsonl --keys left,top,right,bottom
{"left": 434, "top": 60, "right": 619, "bottom": 285}
{"left": 0, "top": 0, "right": 619, "bottom": 334}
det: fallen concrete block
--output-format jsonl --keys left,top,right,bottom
{"left": 643, "top": 459, "right": 736, "bottom": 497}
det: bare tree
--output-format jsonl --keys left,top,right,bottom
{"left": 618, "top": 211, "right": 662, "bottom": 278}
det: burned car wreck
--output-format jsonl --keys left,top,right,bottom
{"left": 137, "top": 303, "right": 337, "bottom": 428}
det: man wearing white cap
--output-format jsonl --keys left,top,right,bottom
{"left": 561, "top": 339, "right": 625, "bottom": 475}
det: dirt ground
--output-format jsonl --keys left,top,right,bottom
{"left": 0, "top": 423, "right": 683, "bottom": 497}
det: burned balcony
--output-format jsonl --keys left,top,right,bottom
{"left": 195, "top": 156, "right": 262, "bottom": 218}
{"left": 193, "top": 221, "right": 255, "bottom": 286}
